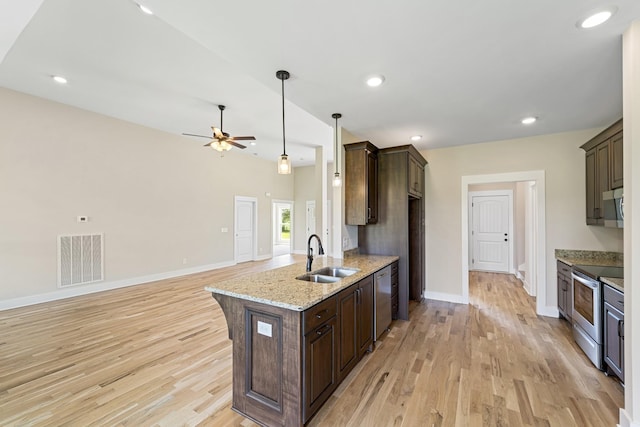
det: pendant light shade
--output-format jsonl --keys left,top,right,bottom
{"left": 276, "top": 70, "right": 292, "bottom": 175}
{"left": 332, "top": 113, "right": 342, "bottom": 187}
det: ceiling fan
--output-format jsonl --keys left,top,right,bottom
{"left": 182, "top": 105, "right": 255, "bottom": 152}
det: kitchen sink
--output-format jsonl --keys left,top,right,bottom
{"left": 296, "top": 274, "right": 341, "bottom": 283}
{"left": 312, "top": 267, "right": 359, "bottom": 278}
{"left": 296, "top": 266, "right": 359, "bottom": 284}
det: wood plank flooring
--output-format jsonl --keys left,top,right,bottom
{"left": 0, "top": 261, "right": 623, "bottom": 426}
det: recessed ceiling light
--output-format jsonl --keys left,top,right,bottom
{"left": 366, "top": 75, "right": 385, "bottom": 87}
{"left": 521, "top": 116, "right": 537, "bottom": 125}
{"left": 578, "top": 8, "right": 616, "bottom": 29}
{"left": 410, "top": 135, "right": 422, "bottom": 141}
{"left": 52, "top": 75, "right": 67, "bottom": 84}
{"left": 137, "top": 3, "right": 153, "bottom": 15}
{"left": 250, "top": 141, "right": 256, "bottom": 146}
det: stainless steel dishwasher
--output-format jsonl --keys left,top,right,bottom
{"left": 374, "top": 265, "right": 392, "bottom": 341}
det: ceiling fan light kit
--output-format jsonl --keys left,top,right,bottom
{"left": 332, "top": 113, "right": 342, "bottom": 187}
{"left": 276, "top": 70, "right": 292, "bottom": 175}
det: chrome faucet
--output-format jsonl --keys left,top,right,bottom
{"left": 306, "top": 234, "right": 325, "bottom": 272}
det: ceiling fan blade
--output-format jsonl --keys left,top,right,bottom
{"left": 228, "top": 141, "right": 247, "bottom": 149}
{"left": 202, "top": 141, "right": 213, "bottom": 147}
{"left": 182, "top": 133, "right": 211, "bottom": 139}
{"left": 229, "top": 136, "right": 256, "bottom": 141}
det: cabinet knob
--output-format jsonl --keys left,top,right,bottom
{"left": 315, "top": 309, "right": 329, "bottom": 319}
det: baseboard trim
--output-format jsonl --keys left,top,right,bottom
{"left": 424, "top": 291, "right": 468, "bottom": 305}
{"left": 538, "top": 305, "right": 560, "bottom": 318}
{"left": 0, "top": 260, "right": 236, "bottom": 311}
{"left": 619, "top": 407, "right": 639, "bottom": 427}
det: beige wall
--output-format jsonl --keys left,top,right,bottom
{"left": 0, "top": 88, "right": 294, "bottom": 304}
{"left": 423, "top": 128, "right": 624, "bottom": 309}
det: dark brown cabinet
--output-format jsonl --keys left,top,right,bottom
{"left": 408, "top": 154, "right": 424, "bottom": 198}
{"left": 603, "top": 284, "right": 624, "bottom": 381}
{"left": 581, "top": 119, "right": 623, "bottom": 225}
{"left": 556, "top": 261, "right": 572, "bottom": 321}
{"left": 611, "top": 132, "right": 623, "bottom": 190}
{"left": 391, "top": 261, "right": 399, "bottom": 320}
{"left": 359, "top": 145, "right": 427, "bottom": 321}
{"left": 303, "top": 315, "right": 337, "bottom": 420}
{"left": 337, "top": 275, "right": 374, "bottom": 381}
{"left": 302, "top": 295, "right": 338, "bottom": 422}
{"left": 345, "top": 141, "right": 378, "bottom": 225}
{"left": 356, "top": 275, "right": 374, "bottom": 356}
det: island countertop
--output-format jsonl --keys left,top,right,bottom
{"left": 204, "top": 254, "right": 398, "bottom": 311}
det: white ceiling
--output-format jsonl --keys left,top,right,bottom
{"left": 2, "top": 0, "right": 639, "bottom": 166}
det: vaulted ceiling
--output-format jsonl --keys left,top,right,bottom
{"left": 2, "top": 0, "right": 639, "bottom": 166}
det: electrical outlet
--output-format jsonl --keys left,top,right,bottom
{"left": 77, "top": 216, "right": 88, "bottom": 223}
{"left": 182, "top": 258, "right": 187, "bottom": 265}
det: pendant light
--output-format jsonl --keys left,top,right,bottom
{"left": 332, "top": 113, "right": 342, "bottom": 187}
{"left": 276, "top": 70, "right": 292, "bottom": 174}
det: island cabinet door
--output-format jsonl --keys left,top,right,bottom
{"left": 303, "top": 316, "right": 338, "bottom": 423}
{"left": 338, "top": 287, "right": 358, "bottom": 380}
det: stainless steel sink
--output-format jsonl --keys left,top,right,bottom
{"left": 296, "top": 274, "right": 340, "bottom": 283}
{"left": 312, "top": 267, "right": 359, "bottom": 278}
{"left": 296, "top": 266, "right": 359, "bottom": 283}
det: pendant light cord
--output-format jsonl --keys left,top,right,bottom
{"left": 332, "top": 113, "right": 342, "bottom": 174}
{"left": 281, "top": 76, "right": 286, "bottom": 156}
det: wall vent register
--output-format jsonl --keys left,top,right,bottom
{"left": 58, "top": 234, "right": 104, "bottom": 287}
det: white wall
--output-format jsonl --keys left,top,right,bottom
{"left": 0, "top": 88, "right": 294, "bottom": 305}
{"left": 423, "top": 128, "right": 624, "bottom": 310}
{"left": 293, "top": 166, "right": 315, "bottom": 253}
{"left": 622, "top": 19, "right": 639, "bottom": 427}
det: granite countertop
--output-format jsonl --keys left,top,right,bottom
{"left": 555, "top": 249, "right": 623, "bottom": 267}
{"left": 601, "top": 277, "right": 624, "bottom": 293}
{"left": 204, "top": 254, "right": 398, "bottom": 311}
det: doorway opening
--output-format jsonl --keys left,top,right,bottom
{"left": 273, "top": 200, "right": 293, "bottom": 257}
{"left": 461, "top": 171, "right": 548, "bottom": 316}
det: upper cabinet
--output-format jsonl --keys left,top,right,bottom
{"left": 408, "top": 151, "right": 425, "bottom": 198}
{"left": 345, "top": 141, "right": 378, "bottom": 225}
{"left": 580, "top": 119, "right": 623, "bottom": 226}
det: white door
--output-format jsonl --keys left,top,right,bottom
{"left": 235, "top": 197, "right": 256, "bottom": 263}
{"left": 471, "top": 194, "right": 511, "bottom": 272}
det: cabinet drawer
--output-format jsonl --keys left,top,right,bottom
{"left": 303, "top": 296, "right": 337, "bottom": 334}
{"left": 603, "top": 285, "right": 624, "bottom": 313}
{"left": 557, "top": 261, "right": 571, "bottom": 276}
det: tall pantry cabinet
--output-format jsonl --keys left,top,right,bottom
{"left": 357, "top": 144, "right": 427, "bottom": 321}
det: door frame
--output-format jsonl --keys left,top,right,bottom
{"left": 272, "top": 199, "right": 293, "bottom": 255}
{"left": 461, "top": 171, "right": 548, "bottom": 317}
{"left": 468, "top": 190, "right": 514, "bottom": 274}
{"left": 234, "top": 196, "right": 258, "bottom": 263}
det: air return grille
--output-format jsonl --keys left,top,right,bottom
{"left": 58, "top": 234, "right": 104, "bottom": 287}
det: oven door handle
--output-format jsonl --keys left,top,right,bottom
{"left": 571, "top": 272, "right": 599, "bottom": 290}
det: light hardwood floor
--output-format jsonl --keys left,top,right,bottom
{"left": 0, "top": 260, "right": 623, "bottom": 426}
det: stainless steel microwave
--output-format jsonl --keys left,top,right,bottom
{"left": 603, "top": 188, "right": 624, "bottom": 228}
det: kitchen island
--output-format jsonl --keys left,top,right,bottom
{"left": 205, "top": 254, "right": 398, "bottom": 427}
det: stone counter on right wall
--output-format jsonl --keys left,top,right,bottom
{"left": 555, "top": 249, "right": 623, "bottom": 267}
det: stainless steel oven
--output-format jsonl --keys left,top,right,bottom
{"left": 571, "top": 264, "right": 624, "bottom": 370}
{"left": 572, "top": 270, "right": 602, "bottom": 369}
